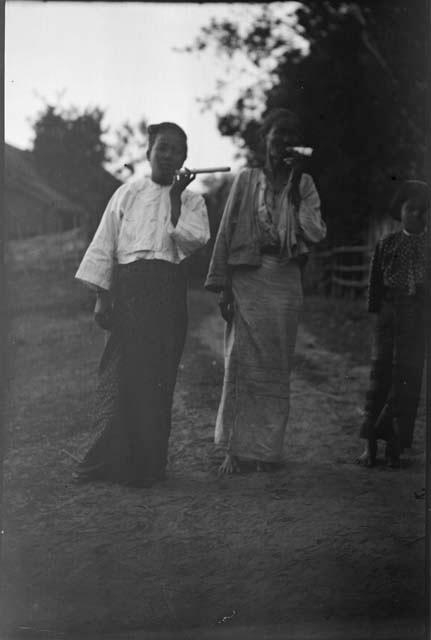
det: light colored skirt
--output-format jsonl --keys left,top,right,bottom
{"left": 215, "top": 255, "right": 303, "bottom": 461}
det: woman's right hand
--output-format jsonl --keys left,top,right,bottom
{"left": 218, "top": 289, "right": 234, "bottom": 323}
{"left": 94, "top": 292, "right": 113, "bottom": 331}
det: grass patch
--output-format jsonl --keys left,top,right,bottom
{"left": 302, "top": 293, "right": 374, "bottom": 365}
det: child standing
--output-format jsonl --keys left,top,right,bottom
{"left": 358, "top": 180, "right": 429, "bottom": 468}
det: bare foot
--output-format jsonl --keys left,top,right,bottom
{"left": 356, "top": 440, "right": 377, "bottom": 467}
{"left": 385, "top": 439, "right": 400, "bottom": 469}
{"left": 218, "top": 453, "right": 240, "bottom": 475}
{"left": 356, "top": 449, "right": 372, "bottom": 466}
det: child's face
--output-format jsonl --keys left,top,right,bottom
{"left": 149, "top": 131, "right": 187, "bottom": 185}
{"left": 400, "top": 200, "right": 427, "bottom": 234}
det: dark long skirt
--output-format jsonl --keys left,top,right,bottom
{"left": 76, "top": 259, "right": 187, "bottom": 486}
{"left": 360, "top": 291, "right": 425, "bottom": 450}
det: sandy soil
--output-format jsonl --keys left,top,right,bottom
{"left": 0, "top": 237, "right": 426, "bottom": 639}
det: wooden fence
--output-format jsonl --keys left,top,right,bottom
{"left": 309, "top": 245, "right": 372, "bottom": 298}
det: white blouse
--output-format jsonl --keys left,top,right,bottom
{"left": 75, "top": 177, "right": 210, "bottom": 291}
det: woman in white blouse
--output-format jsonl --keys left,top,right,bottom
{"left": 74, "top": 122, "right": 210, "bottom": 487}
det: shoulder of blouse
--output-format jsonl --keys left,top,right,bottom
{"left": 299, "top": 172, "right": 316, "bottom": 189}
{"left": 376, "top": 232, "right": 403, "bottom": 260}
{"left": 111, "top": 178, "right": 145, "bottom": 204}
{"left": 128, "top": 176, "right": 152, "bottom": 193}
{"left": 238, "top": 166, "right": 255, "bottom": 176}
{"left": 107, "top": 179, "right": 145, "bottom": 217}
{"left": 380, "top": 230, "right": 401, "bottom": 248}
{"left": 236, "top": 166, "right": 257, "bottom": 184}
{"left": 233, "top": 167, "right": 262, "bottom": 196}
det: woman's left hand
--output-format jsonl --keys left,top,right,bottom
{"left": 94, "top": 293, "right": 113, "bottom": 331}
{"left": 170, "top": 168, "right": 196, "bottom": 197}
{"left": 218, "top": 289, "right": 234, "bottom": 323}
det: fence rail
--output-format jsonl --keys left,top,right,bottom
{"left": 312, "top": 244, "right": 372, "bottom": 297}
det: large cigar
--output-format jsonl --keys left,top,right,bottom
{"left": 285, "top": 147, "right": 313, "bottom": 157}
{"left": 178, "top": 166, "right": 231, "bottom": 175}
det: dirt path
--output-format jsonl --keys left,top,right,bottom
{"left": 1, "top": 281, "right": 426, "bottom": 639}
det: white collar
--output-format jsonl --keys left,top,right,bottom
{"left": 135, "top": 175, "right": 169, "bottom": 192}
{"left": 402, "top": 228, "right": 425, "bottom": 237}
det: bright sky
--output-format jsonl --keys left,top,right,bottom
{"left": 5, "top": 1, "right": 280, "bottom": 188}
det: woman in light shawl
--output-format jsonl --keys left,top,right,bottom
{"left": 205, "top": 109, "right": 326, "bottom": 474}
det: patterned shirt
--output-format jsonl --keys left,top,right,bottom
{"left": 368, "top": 230, "right": 426, "bottom": 312}
{"left": 76, "top": 176, "right": 210, "bottom": 291}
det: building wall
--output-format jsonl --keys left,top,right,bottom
{"left": 5, "top": 189, "right": 83, "bottom": 239}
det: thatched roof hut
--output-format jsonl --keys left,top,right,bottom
{"left": 5, "top": 143, "right": 88, "bottom": 239}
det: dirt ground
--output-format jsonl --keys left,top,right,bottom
{"left": 0, "top": 231, "right": 426, "bottom": 639}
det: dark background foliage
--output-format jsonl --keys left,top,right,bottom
{"left": 28, "top": 2, "right": 428, "bottom": 248}
{"left": 30, "top": 103, "right": 150, "bottom": 236}
{"left": 186, "top": 0, "right": 427, "bottom": 245}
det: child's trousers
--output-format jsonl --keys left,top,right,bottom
{"left": 360, "top": 291, "right": 425, "bottom": 450}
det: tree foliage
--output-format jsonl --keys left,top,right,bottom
{"left": 187, "top": 1, "right": 427, "bottom": 244}
{"left": 105, "top": 119, "right": 148, "bottom": 181}
{"left": 31, "top": 102, "right": 148, "bottom": 223}
{"left": 32, "top": 103, "right": 108, "bottom": 206}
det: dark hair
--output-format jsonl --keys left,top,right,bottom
{"left": 147, "top": 121, "right": 188, "bottom": 159}
{"left": 259, "top": 108, "right": 303, "bottom": 210}
{"left": 390, "top": 180, "right": 430, "bottom": 220}
{"left": 259, "top": 108, "right": 302, "bottom": 141}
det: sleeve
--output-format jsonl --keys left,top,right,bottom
{"left": 297, "top": 174, "right": 327, "bottom": 244}
{"left": 204, "top": 171, "right": 244, "bottom": 293}
{"left": 167, "top": 192, "right": 210, "bottom": 259}
{"left": 75, "top": 186, "right": 125, "bottom": 291}
{"left": 367, "top": 242, "right": 384, "bottom": 313}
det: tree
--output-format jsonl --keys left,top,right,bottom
{"left": 105, "top": 119, "right": 148, "bottom": 181}
{"left": 185, "top": 1, "right": 428, "bottom": 244}
{"left": 31, "top": 100, "right": 150, "bottom": 199}
{"left": 32, "top": 102, "right": 109, "bottom": 207}
{"left": 30, "top": 101, "right": 150, "bottom": 235}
